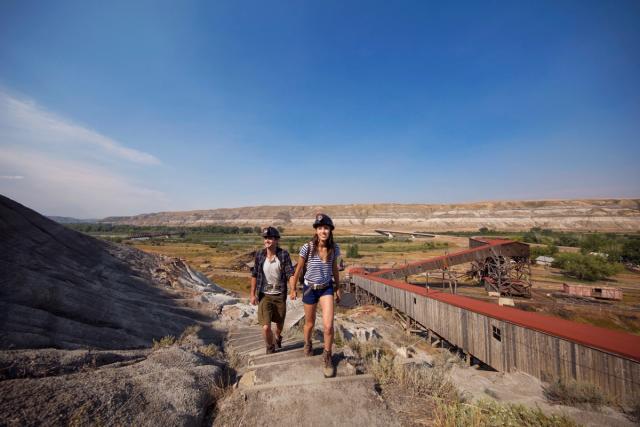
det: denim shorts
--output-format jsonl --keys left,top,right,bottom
{"left": 302, "top": 283, "right": 334, "bottom": 305}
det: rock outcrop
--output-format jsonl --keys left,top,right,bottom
{"left": 0, "top": 346, "right": 221, "bottom": 426}
{"left": 0, "top": 194, "right": 231, "bottom": 426}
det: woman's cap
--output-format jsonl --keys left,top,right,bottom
{"left": 261, "top": 226, "right": 280, "bottom": 239}
{"left": 313, "top": 213, "right": 335, "bottom": 230}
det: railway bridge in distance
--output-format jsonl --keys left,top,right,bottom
{"left": 374, "top": 229, "right": 436, "bottom": 239}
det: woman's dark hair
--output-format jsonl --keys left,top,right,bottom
{"left": 311, "top": 230, "right": 335, "bottom": 260}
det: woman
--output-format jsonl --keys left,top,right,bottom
{"left": 289, "top": 213, "right": 342, "bottom": 378}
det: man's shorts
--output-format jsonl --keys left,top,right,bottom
{"left": 257, "top": 293, "right": 286, "bottom": 327}
{"left": 302, "top": 283, "right": 334, "bottom": 305}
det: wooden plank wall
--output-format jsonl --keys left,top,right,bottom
{"left": 352, "top": 275, "right": 640, "bottom": 399}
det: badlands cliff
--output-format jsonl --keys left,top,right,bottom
{"left": 104, "top": 199, "right": 640, "bottom": 232}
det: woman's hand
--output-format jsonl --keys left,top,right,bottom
{"left": 288, "top": 277, "right": 297, "bottom": 300}
{"left": 335, "top": 289, "right": 342, "bottom": 304}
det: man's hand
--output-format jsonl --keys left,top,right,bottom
{"left": 250, "top": 294, "right": 257, "bottom": 305}
{"left": 289, "top": 289, "right": 297, "bottom": 300}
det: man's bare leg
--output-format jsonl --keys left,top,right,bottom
{"left": 263, "top": 324, "right": 274, "bottom": 346}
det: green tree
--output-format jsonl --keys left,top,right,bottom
{"left": 347, "top": 244, "right": 361, "bottom": 258}
{"left": 580, "top": 233, "right": 607, "bottom": 254}
{"left": 552, "top": 253, "right": 623, "bottom": 281}
{"left": 621, "top": 238, "right": 640, "bottom": 264}
{"left": 531, "top": 244, "right": 559, "bottom": 259}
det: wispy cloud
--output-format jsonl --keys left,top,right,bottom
{"left": 0, "top": 147, "right": 168, "bottom": 217}
{"left": 0, "top": 90, "right": 167, "bottom": 217}
{"left": 0, "top": 91, "right": 161, "bottom": 165}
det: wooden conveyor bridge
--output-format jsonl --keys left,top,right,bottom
{"left": 348, "top": 238, "right": 640, "bottom": 400}
{"left": 374, "top": 237, "right": 532, "bottom": 297}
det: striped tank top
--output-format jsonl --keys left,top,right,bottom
{"left": 300, "top": 242, "right": 341, "bottom": 285}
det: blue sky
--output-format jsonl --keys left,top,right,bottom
{"left": 1, "top": 0, "right": 639, "bottom": 217}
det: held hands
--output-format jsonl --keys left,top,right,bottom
{"left": 289, "top": 277, "right": 297, "bottom": 300}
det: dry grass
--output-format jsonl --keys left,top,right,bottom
{"left": 206, "top": 363, "right": 240, "bottom": 426}
{"left": 543, "top": 378, "right": 611, "bottom": 410}
{"left": 199, "top": 344, "right": 222, "bottom": 359}
{"left": 152, "top": 335, "right": 176, "bottom": 350}
{"left": 433, "top": 399, "right": 577, "bottom": 427}
{"left": 179, "top": 324, "right": 202, "bottom": 342}
{"left": 224, "top": 345, "right": 245, "bottom": 371}
{"left": 347, "top": 338, "right": 576, "bottom": 427}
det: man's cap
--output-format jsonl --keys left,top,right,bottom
{"left": 261, "top": 226, "right": 280, "bottom": 239}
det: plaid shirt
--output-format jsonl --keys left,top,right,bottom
{"left": 251, "top": 247, "right": 294, "bottom": 297}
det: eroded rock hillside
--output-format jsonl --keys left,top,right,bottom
{"left": 0, "top": 194, "right": 231, "bottom": 350}
{"left": 104, "top": 199, "right": 640, "bottom": 232}
{"left": 0, "top": 195, "right": 236, "bottom": 426}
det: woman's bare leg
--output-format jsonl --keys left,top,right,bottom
{"left": 303, "top": 303, "right": 316, "bottom": 345}
{"left": 318, "top": 295, "right": 334, "bottom": 351}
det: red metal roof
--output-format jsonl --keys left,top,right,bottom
{"left": 352, "top": 272, "right": 640, "bottom": 363}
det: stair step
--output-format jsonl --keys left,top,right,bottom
{"left": 232, "top": 336, "right": 302, "bottom": 354}
{"left": 244, "top": 373, "right": 374, "bottom": 392}
{"left": 240, "top": 354, "right": 357, "bottom": 388}
{"left": 228, "top": 332, "right": 262, "bottom": 340}
{"left": 227, "top": 334, "right": 266, "bottom": 347}
{"left": 228, "top": 328, "right": 262, "bottom": 339}
{"left": 249, "top": 341, "right": 326, "bottom": 365}
{"left": 230, "top": 374, "right": 400, "bottom": 426}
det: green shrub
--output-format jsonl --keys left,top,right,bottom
{"left": 552, "top": 253, "right": 623, "bottom": 281}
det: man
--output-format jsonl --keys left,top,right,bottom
{"left": 250, "top": 226, "right": 294, "bottom": 354}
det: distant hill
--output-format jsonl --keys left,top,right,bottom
{"left": 47, "top": 215, "right": 98, "bottom": 224}
{"left": 102, "top": 199, "right": 640, "bottom": 232}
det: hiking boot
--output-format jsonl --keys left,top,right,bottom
{"left": 303, "top": 341, "right": 313, "bottom": 357}
{"left": 266, "top": 344, "right": 275, "bottom": 355}
{"left": 323, "top": 349, "right": 335, "bottom": 378}
{"left": 275, "top": 335, "right": 283, "bottom": 350}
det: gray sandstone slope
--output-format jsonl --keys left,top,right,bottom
{"left": 0, "top": 194, "right": 211, "bottom": 350}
